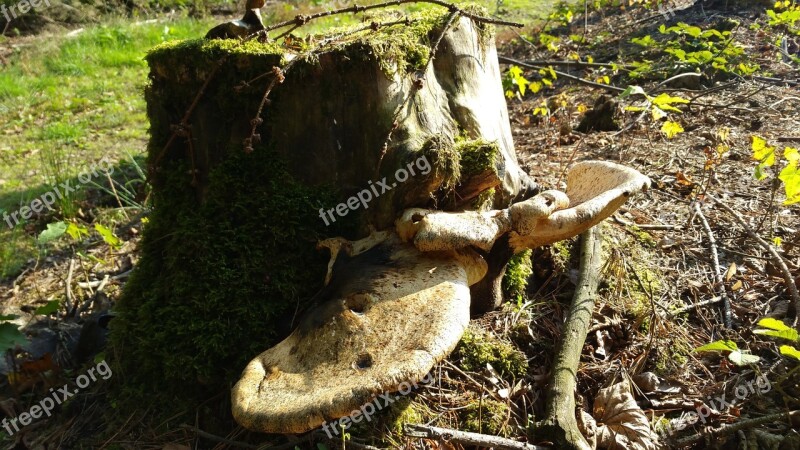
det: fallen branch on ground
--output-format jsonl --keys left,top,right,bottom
{"left": 405, "top": 423, "right": 546, "bottom": 450}
{"left": 673, "top": 410, "right": 800, "bottom": 447}
{"left": 535, "top": 226, "right": 603, "bottom": 450}
{"left": 708, "top": 194, "right": 800, "bottom": 327}
{"left": 693, "top": 202, "right": 732, "bottom": 328}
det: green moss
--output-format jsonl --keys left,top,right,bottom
{"left": 503, "top": 249, "right": 533, "bottom": 303}
{"left": 472, "top": 187, "right": 495, "bottom": 210}
{"left": 629, "top": 225, "right": 657, "bottom": 248}
{"left": 460, "top": 399, "right": 511, "bottom": 436}
{"left": 110, "top": 146, "right": 336, "bottom": 414}
{"left": 455, "top": 138, "right": 500, "bottom": 178}
{"left": 452, "top": 325, "right": 528, "bottom": 379}
{"left": 550, "top": 238, "right": 574, "bottom": 271}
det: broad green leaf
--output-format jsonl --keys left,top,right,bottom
{"left": 754, "top": 163, "right": 771, "bottom": 181}
{"left": 728, "top": 350, "right": 760, "bottom": 366}
{"left": 619, "top": 85, "right": 646, "bottom": 99}
{"left": 0, "top": 314, "right": 18, "bottom": 321}
{"left": 751, "top": 135, "right": 776, "bottom": 166}
{"left": 695, "top": 340, "right": 738, "bottom": 352}
{"left": 0, "top": 323, "right": 26, "bottom": 352}
{"left": 95, "top": 224, "right": 122, "bottom": 250}
{"left": 780, "top": 345, "right": 800, "bottom": 361}
{"left": 755, "top": 328, "right": 799, "bottom": 342}
{"left": 661, "top": 121, "right": 684, "bottom": 139}
{"left": 778, "top": 161, "right": 800, "bottom": 205}
{"left": 66, "top": 222, "right": 90, "bottom": 241}
{"left": 757, "top": 317, "right": 792, "bottom": 331}
{"left": 34, "top": 300, "right": 60, "bottom": 316}
{"left": 38, "top": 221, "right": 67, "bottom": 245}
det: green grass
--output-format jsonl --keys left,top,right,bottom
{"left": 0, "top": 0, "right": 556, "bottom": 280}
{"left": 0, "top": 17, "right": 215, "bottom": 278}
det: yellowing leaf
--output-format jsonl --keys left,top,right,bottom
{"left": 651, "top": 107, "right": 667, "bottom": 121}
{"left": 577, "top": 104, "right": 588, "bottom": 113}
{"left": 751, "top": 135, "right": 776, "bottom": 166}
{"left": 785, "top": 147, "right": 800, "bottom": 163}
{"left": 778, "top": 159, "right": 800, "bottom": 205}
{"left": 661, "top": 121, "right": 684, "bottom": 139}
{"left": 780, "top": 345, "right": 800, "bottom": 360}
{"left": 652, "top": 93, "right": 690, "bottom": 108}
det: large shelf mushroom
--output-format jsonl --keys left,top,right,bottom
{"left": 232, "top": 160, "right": 650, "bottom": 434}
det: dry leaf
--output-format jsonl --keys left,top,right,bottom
{"left": 594, "top": 380, "right": 659, "bottom": 450}
{"left": 578, "top": 409, "right": 598, "bottom": 449}
{"left": 725, "top": 263, "right": 737, "bottom": 281}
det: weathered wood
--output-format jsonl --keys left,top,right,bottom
{"left": 536, "top": 226, "right": 603, "bottom": 450}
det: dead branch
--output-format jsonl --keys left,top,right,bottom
{"left": 536, "top": 226, "right": 603, "bottom": 450}
{"left": 708, "top": 194, "right": 800, "bottom": 327}
{"left": 405, "top": 423, "right": 546, "bottom": 450}
{"left": 693, "top": 202, "right": 732, "bottom": 328}
{"left": 259, "top": 0, "right": 523, "bottom": 37}
{"left": 498, "top": 56, "right": 626, "bottom": 94}
{"left": 673, "top": 410, "right": 800, "bottom": 447}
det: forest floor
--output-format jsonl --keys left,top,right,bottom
{"left": 0, "top": 0, "right": 799, "bottom": 449}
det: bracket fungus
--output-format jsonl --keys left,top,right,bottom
{"left": 232, "top": 233, "right": 486, "bottom": 433}
{"left": 232, "top": 160, "right": 650, "bottom": 434}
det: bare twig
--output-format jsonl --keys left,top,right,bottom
{"left": 692, "top": 202, "right": 732, "bottom": 328}
{"left": 673, "top": 410, "right": 800, "bottom": 447}
{"left": 150, "top": 57, "right": 229, "bottom": 176}
{"left": 180, "top": 424, "right": 256, "bottom": 449}
{"left": 498, "top": 56, "right": 625, "bottom": 93}
{"left": 708, "top": 194, "right": 800, "bottom": 326}
{"left": 405, "top": 423, "right": 546, "bottom": 450}
{"left": 257, "top": 0, "right": 523, "bottom": 37}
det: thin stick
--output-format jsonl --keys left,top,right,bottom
{"left": 257, "top": 0, "right": 522, "bottom": 37}
{"left": 498, "top": 56, "right": 625, "bottom": 93}
{"left": 693, "top": 202, "right": 732, "bottom": 328}
{"left": 66, "top": 258, "right": 76, "bottom": 316}
{"left": 405, "top": 423, "right": 546, "bottom": 450}
{"left": 673, "top": 410, "right": 800, "bottom": 447}
{"left": 708, "top": 194, "right": 800, "bottom": 326}
{"left": 179, "top": 424, "right": 255, "bottom": 448}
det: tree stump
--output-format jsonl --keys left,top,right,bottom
{"left": 110, "top": 9, "right": 537, "bottom": 415}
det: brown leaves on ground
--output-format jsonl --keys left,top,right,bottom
{"left": 592, "top": 380, "right": 659, "bottom": 450}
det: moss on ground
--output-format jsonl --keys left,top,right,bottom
{"left": 503, "top": 249, "right": 533, "bottom": 302}
{"left": 460, "top": 398, "right": 511, "bottom": 435}
{"left": 452, "top": 325, "right": 528, "bottom": 379}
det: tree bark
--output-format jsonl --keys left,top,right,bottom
{"left": 535, "top": 226, "right": 603, "bottom": 450}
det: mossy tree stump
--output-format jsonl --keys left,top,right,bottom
{"left": 111, "top": 9, "right": 537, "bottom": 420}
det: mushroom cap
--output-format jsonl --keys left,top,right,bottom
{"left": 232, "top": 235, "right": 485, "bottom": 434}
{"left": 510, "top": 161, "right": 650, "bottom": 251}
{"left": 396, "top": 208, "right": 511, "bottom": 253}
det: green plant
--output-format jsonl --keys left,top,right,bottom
{"left": 751, "top": 135, "right": 800, "bottom": 205}
{"left": 754, "top": 318, "right": 800, "bottom": 361}
{"left": 694, "top": 340, "right": 761, "bottom": 366}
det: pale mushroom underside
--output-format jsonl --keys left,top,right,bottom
{"left": 232, "top": 160, "right": 650, "bottom": 434}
